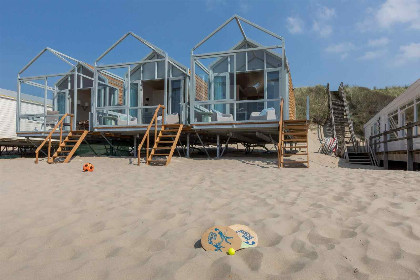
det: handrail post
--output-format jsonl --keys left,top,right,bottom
{"left": 407, "top": 125, "right": 413, "bottom": 171}
{"left": 60, "top": 122, "right": 63, "bottom": 145}
{"left": 48, "top": 137, "right": 51, "bottom": 162}
{"left": 162, "top": 105, "right": 165, "bottom": 126}
{"left": 278, "top": 98, "right": 284, "bottom": 168}
{"left": 146, "top": 133, "right": 149, "bottom": 164}
{"left": 383, "top": 133, "right": 388, "bottom": 169}
{"left": 155, "top": 111, "right": 158, "bottom": 143}
{"left": 70, "top": 115, "right": 73, "bottom": 132}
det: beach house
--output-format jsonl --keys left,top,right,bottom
{"left": 92, "top": 32, "right": 190, "bottom": 134}
{"left": 364, "top": 78, "right": 420, "bottom": 168}
{"left": 190, "top": 15, "right": 296, "bottom": 144}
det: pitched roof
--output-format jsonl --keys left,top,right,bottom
{"left": 0, "top": 88, "right": 52, "bottom": 106}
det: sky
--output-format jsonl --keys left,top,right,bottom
{"left": 0, "top": 0, "right": 419, "bottom": 92}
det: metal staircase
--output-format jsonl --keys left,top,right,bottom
{"left": 137, "top": 105, "right": 183, "bottom": 166}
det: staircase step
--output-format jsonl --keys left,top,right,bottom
{"left": 65, "top": 140, "right": 79, "bottom": 142}
{"left": 148, "top": 159, "right": 167, "bottom": 164}
{"left": 284, "top": 120, "right": 308, "bottom": 124}
{"left": 152, "top": 153, "right": 170, "bottom": 156}
{"left": 164, "top": 124, "right": 182, "bottom": 127}
{"left": 282, "top": 160, "right": 309, "bottom": 164}
{"left": 157, "top": 141, "right": 175, "bottom": 143}
{"left": 159, "top": 135, "right": 177, "bottom": 137}
{"left": 284, "top": 132, "right": 307, "bottom": 136}
{"left": 282, "top": 125, "right": 308, "bottom": 130}
{"left": 153, "top": 147, "right": 171, "bottom": 150}
{"left": 283, "top": 138, "right": 307, "bottom": 142}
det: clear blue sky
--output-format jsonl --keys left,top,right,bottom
{"left": 0, "top": 0, "right": 419, "bottom": 92}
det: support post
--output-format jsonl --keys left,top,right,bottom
{"left": 407, "top": 126, "right": 413, "bottom": 171}
{"left": 217, "top": 135, "right": 220, "bottom": 159}
{"left": 134, "top": 135, "right": 138, "bottom": 157}
{"left": 44, "top": 78, "right": 48, "bottom": 131}
{"left": 306, "top": 96, "right": 310, "bottom": 121}
{"left": 73, "top": 67, "right": 77, "bottom": 131}
{"left": 186, "top": 133, "right": 190, "bottom": 158}
{"left": 383, "top": 133, "right": 388, "bottom": 169}
{"left": 17, "top": 79, "right": 21, "bottom": 132}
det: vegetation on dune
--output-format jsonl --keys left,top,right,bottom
{"left": 295, "top": 85, "right": 408, "bottom": 137}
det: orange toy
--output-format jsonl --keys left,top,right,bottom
{"left": 82, "top": 163, "right": 94, "bottom": 172}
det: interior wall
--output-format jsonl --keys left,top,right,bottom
{"left": 142, "top": 80, "right": 164, "bottom": 107}
{"left": 70, "top": 89, "right": 91, "bottom": 122}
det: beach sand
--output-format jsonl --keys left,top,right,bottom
{"left": 1, "top": 136, "right": 420, "bottom": 279}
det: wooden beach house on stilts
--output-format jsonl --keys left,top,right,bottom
{"left": 189, "top": 15, "right": 309, "bottom": 167}
{"left": 92, "top": 32, "right": 189, "bottom": 166}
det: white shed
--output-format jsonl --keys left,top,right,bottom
{"left": 0, "top": 88, "right": 52, "bottom": 139}
{"left": 364, "top": 78, "right": 420, "bottom": 153}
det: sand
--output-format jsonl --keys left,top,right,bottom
{"left": 1, "top": 141, "right": 420, "bottom": 279}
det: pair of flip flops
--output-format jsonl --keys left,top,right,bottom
{"left": 201, "top": 224, "right": 258, "bottom": 253}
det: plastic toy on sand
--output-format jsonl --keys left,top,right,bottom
{"left": 82, "top": 163, "right": 94, "bottom": 172}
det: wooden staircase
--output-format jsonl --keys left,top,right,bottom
{"left": 327, "top": 82, "right": 357, "bottom": 157}
{"left": 148, "top": 124, "right": 183, "bottom": 166}
{"left": 137, "top": 105, "right": 183, "bottom": 166}
{"left": 50, "top": 130, "right": 88, "bottom": 163}
{"left": 35, "top": 113, "right": 88, "bottom": 164}
{"left": 278, "top": 99, "right": 310, "bottom": 168}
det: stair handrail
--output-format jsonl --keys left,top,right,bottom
{"left": 137, "top": 105, "right": 165, "bottom": 165}
{"left": 35, "top": 113, "right": 74, "bottom": 164}
{"left": 278, "top": 98, "right": 284, "bottom": 168}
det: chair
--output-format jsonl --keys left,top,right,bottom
{"left": 249, "top": 108, "right": 277, "bottom": 121}
{"left": 211, "top": 109, "right": 234, "bottom": 122}
{"left": 157, "top": 113, "right": 179, "bottom": 124}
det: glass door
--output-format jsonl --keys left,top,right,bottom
{"left": 213, "top": 73, "right": 229, "bottom": 113}
{"left": 265, "top": 69, "right": 280, "bottom": 117}
{"left": 169, "top": 78, "right": 184, "bottom": 116}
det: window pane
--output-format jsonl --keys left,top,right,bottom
{"left": 214, "top": 76, "right": 227, "bottom": 100}
{"left": 267, "top": 71, "right": 279, "bottom": 99}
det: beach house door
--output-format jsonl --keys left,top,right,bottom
{"left": 169, "top": 78, "right": 184, "bottom": 118}
{"left": 55, "top": 89, "right": 69, "bottom": 115}
{"left": 212, "top": 73, "right": 229, "bottom": 114}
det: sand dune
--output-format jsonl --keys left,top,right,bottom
{"left": 1, "top": 147, "right": 419, "bottom": 279}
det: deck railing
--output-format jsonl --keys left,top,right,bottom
{"left": 369, "top": 120, "right": 420, "bottom": 170}
{"left": 35, "top": 113, "right": 74, "bottom": 164}
{"left": 192, "top": 99, "right": 282, "bottom": 123}
{"left": 137, "top": 105, "right": 165, "bottom": 165}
